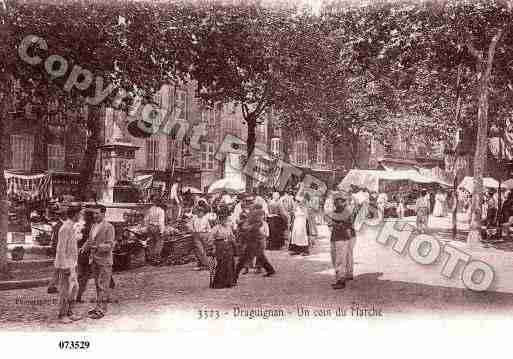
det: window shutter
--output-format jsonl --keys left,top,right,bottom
{"left": 146, "top": 140, "right": 152, "bottom": 168}
{"left": 158, "top": 138, "right": 166, "bottom": 171}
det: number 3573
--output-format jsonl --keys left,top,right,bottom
{"left": 198, "top": 310, "right": 221, "bottom": 319}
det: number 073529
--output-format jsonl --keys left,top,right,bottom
{"left": 58, "top": 341, "right": 90, "bottom": 350}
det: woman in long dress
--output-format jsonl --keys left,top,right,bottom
{"left": 289, "top": 196, "right": 310, "bottom": 256}
{"left": 377, "top": 192, "right": 387, "bottom": 220}
{"left": 209, "top": 206, "right": 237, "bottom": 289}
{"left": 433, "top": 191, "right": 445, "bottom": 217}
{"left": 441, "top": 191, "right": 448, "bottom": 217}
{"left": 267, "top": 192, "right": 289, "bottom": 250}
{"left": 396, "top": 193, "right": 405, "bottom": 219}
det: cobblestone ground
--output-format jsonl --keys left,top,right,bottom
{"left": 2, "top": 222, "right": 513, "bottom": 331}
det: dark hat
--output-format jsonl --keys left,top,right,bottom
{"left": 243, "top": 194, "right": 255, "bottom": 202}
{"left": 197, "top": 204, "right": 209, "bottom": 213}
{"left": 216, "top": 204, "right": 232, "bottom": 219}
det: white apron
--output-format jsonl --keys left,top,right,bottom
{"left": 291, "top": 205, "right": 309, "bottom": 247}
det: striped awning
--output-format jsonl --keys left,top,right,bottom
{"left": 4, "top": 171, "right": 52, "bottom": 201}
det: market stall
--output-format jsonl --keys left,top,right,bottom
{"left": 339, "top": 169, "right": 450, "bottom": 218}
{"left": 5, "top": 171, "right": 52, "bottom": 233}
{"left": 5, "top": 171, "right": 51, "bottom": 201}
{"left": 458, "top": 176, "right": 501, "bottom": 193}
{"left": 338, "top": 169, "right": 448, "bottom": 193}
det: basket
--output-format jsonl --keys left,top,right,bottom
{"left": 11, "top": 246, "right": 25, "bottom": 261}
{"left": 166, "top": 233, "right": 196, "bottom": 265}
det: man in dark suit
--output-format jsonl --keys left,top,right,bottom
{"left": 79, "top": 204, "right": 115, "bottom": 319}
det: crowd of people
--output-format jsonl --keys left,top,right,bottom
{"left": 43, "top": 182, "right": 513, "bottom": 324}
{"left": 44, "top": 187, "right": 329, "bottom": 323}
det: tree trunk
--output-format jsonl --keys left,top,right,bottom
{"left": 350, "top": 128, "right": 360, "bottom": 169}
{"left": 467, "top": 72, "right": 488, "bottom": 246}
{"left": 466, "top": 30, "right": 503, "bottom": 246}
{"left": 467, "top": 70, "right": 492, "bottom": 244}
{"left": 452, "top": 61, "right": 463, "bottom": 242}
{"left": 246, "top": 116, "right": 257, "bottom": 193}
{"left": 79, "top": 106, "right": 102, "bottom": 201}
{"left": 0, "top": 92, "right": 10, "bottom": 273}
{"left": 33, "top": 111, "right": 48, "bottom": 172}
{"left": 451, "top": 172, "right": 459, "bottom": 241}
{"left": 496, "top": 120, "right": 504, "bottom": 235}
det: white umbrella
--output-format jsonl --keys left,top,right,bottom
{"left": 458, "top": 176, "right": 499, "bottom": 193}
{"left": 338, "top": 170, "right": 380, "bottom": 192}
{"left": 501, "top": 178, "right": 513, "bottom": 189}
{"left": 208, "top": 177, "right": 245, "bottom": 194}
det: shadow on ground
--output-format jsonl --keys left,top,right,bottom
{"left": 2, "top": 232, "right": 513, "bottom": 330}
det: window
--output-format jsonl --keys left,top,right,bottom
{"left": 201, "top": 142, "right": 215, "bottom": 170}
{"left": 256, "top": 122, "right": 266, "bottom": 143}
{"left": 201, "top": 106, "right": 215, "bottom": 127}
{"left": 316, "top": 141, "right": 326, "bottom": 165}
{"left": 146, "top": 138, "right": 160, "bottom": 170}
{"left": 175, "top": 89, "right": 187, "bottom": 121}
{"left": 384, "top": 140, "right": 392, "bottom": 154}
{"left": 212, "top": 104, "right": 217, "bottom": 126}
{"left": 153, "top": 91, "right": 162, "bottom": 107}
{"left": 181, "top": 142, "right": 191, "bottom": 168}
{"left": 294, "top": 141, "right": 308, "bottom": 167}
{"left": 273, "top": 123, "right": 282, "bottom": 138}
{"left": 11, "top": 135, "right": 34, "bottom": 170}
{"left": 253, "top": 156, "right": 272, "bottom": 184}
{"left": 200, "top": 109, "right": 207, "bottom": 123}
{"left": 270, "top": 138, "right": 281, "bottom": 157}
{"left": 48, "top": 144, "right": 65, "bottom": 171}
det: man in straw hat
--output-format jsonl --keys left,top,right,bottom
{"left": 325, "top": 191, "right": 358, "bottom": 290}
{"left": 79, "top": 204, "right": 115, "bottom": 320}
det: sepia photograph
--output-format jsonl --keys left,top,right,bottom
{"left": 1, "top": 0, "right": 513, "bottom": 355}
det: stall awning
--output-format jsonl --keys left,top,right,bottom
{"left": 458, "top": 176, "right": 500, "bottom": 193}
{"left": 338, "top": 169, "right": 449, "bottom": 192}
{"left": 4, "top": 171, "right": 51, "bottom": 200}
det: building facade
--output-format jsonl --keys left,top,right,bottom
{"left": 368, "top": 132, "right": 445, "bottom": 171}
{"left": 4, "top": 79, "right": 377, "bottom": 197}
{"left": 265, "top": 114, "right": 375, "bottom": 190}
{"left": 100, "top": 81, "right": 270, "bottom": 193}
{"left": 3, "top": 82, "right": 86, "bottom": 197}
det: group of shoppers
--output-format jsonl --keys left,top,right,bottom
{"left": 186, "top": 193, "right": 278, "bottom": 289}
